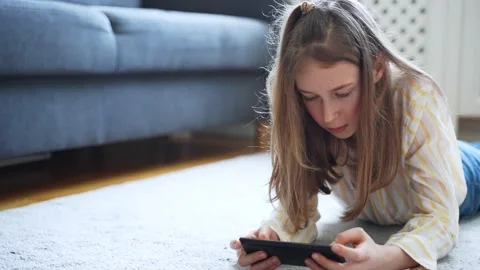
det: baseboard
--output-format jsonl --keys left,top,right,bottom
{"left": 198, "top": 123, "right": 256, "bottom": 139}
{"left": 0, "top": 152, "right": 52, "bottom": 168}
{"left": 458, "top": 118, "right": 480, "bottom": 142}
{"left": 168, "top": 132, "right": 193, "bottom": 140}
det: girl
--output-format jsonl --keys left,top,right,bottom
{"left": 230, "top": 0, "right": 480, "bottom": 270}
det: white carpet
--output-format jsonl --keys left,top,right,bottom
{"left": 1, "top": 153, "right": 479, "bottom": 270}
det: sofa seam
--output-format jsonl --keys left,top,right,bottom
{"left": 96, "top": 10, "right": 119, "bottom": 73}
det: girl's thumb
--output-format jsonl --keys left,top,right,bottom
{"left": 230, "top": 240, "right": 240, "bottom": 249}
{"left": 258, "top": 226, "right": 276, "bottom": 240}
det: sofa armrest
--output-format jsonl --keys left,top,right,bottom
{"left": 141, "top": 0, "right": 276, "bottom": 22}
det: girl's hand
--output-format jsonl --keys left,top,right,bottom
{"left": 305, "top": 227, "right": 389, "bottom": 270}
{"left": 230, "top": 227, "right": 281, "bottom": 270}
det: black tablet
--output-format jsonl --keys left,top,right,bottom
{"left": 239, "top": 237, "right": 346, "bottom": 267}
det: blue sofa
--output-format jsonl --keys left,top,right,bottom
{"left": 0, "top": 0, "right": 272, "bottom": 160}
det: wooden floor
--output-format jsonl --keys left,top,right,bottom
{"left": 0, "top": 134, "right": 261, "bottom": 211}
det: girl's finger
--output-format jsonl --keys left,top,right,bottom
{"left": 305, "top": 257, "right": 326, "bottom": 270}
{"left": 251, "top": 256, "right": 281, "bottom": 270}
{"left": 335, "top": 227, "right": 369, "bottom": 245}
{"left": 258, "top": 227, "right": 278, "bottom": 241}
{"left": 257, "top": 227, "right": 271, "bottom": 240}
{"left": 267, "top": 227, "right": 280, "bottom": 241}
{"left": 238, "top": 251, "right": 268, "bottom": 267}
{"left": 331, "top": 243, "right": 367, "bottom": 262}
{"left": 311, "top": 253, "right": 343, "bottom": 270}
{"left": 230, "top": 240, "right": 241, "bottom": 250}
{"left": 231, "top": 231, "right": 259, "bottom": 251}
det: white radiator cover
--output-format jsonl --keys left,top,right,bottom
{"left": 363, "top": 0, "right": 480, "bottom": 127}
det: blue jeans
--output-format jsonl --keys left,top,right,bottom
{"left": 458, "top": 141, "right": 480, "bottom": 217}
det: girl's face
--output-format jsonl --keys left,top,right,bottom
{"left": 295, "top": 58, "right": 361, "bottom": 139}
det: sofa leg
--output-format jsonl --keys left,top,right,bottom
{"left": 0, "top": 152, "right": 52, "bottom": 168}
{"left": 169, "top": 132, "right": 193, "bottom": 142}
{"left": 255, "top": 119, "right": 270, "bottom": 150}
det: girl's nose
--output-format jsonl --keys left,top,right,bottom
{"left": 323, "top": 104, "right": 339, "bottom": 124}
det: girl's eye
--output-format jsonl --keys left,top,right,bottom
{"left": 302, "top": 96, "right": 318, "bottom": 102}
{"left": 335, "top": 91, "right": 352, "bottom": 98}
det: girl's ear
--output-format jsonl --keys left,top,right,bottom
{"left": 373, "top": 52, "right": 386, "bottom": 84}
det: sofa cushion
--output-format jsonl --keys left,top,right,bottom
{"left": 0, "top": 1, "right": 269, "bottom": 75}
{"left": 39, "top": 0, "right": 141, "bottom": 8}
{"left": 0, "top": 0, "right": 116, "bottom": 75}
{"left": 98, "top": 6, "right": 270, "bottom": 73}
{"left": 143, "top": 0, "right": 274, "bottom": 22}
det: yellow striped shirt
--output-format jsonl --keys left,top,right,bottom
{"left": 261, "top": 74, "right": 467, "bottom": 270}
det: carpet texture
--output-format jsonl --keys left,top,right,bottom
{"left": 1, "top": 153, "right": 479, "bottom": 269}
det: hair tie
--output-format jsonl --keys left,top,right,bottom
{"left": 301, "top": 1, "right": 315, "bottom": 14}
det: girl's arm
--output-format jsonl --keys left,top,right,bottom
{"left": 384, "top": 80, "right": 466, "bottom": 270}
{"left": 261, "top": 195, "right": 321, "bottom": 243}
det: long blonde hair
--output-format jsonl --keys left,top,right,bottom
{"left": 265, "top": 0, "right": 432, "bottom": 231}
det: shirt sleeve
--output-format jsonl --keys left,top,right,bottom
{"left": 385, "top": 85, "right": 464, "bottom": 270}
{"left": 260, "top": 195, "right": 320, "bottom": 243}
